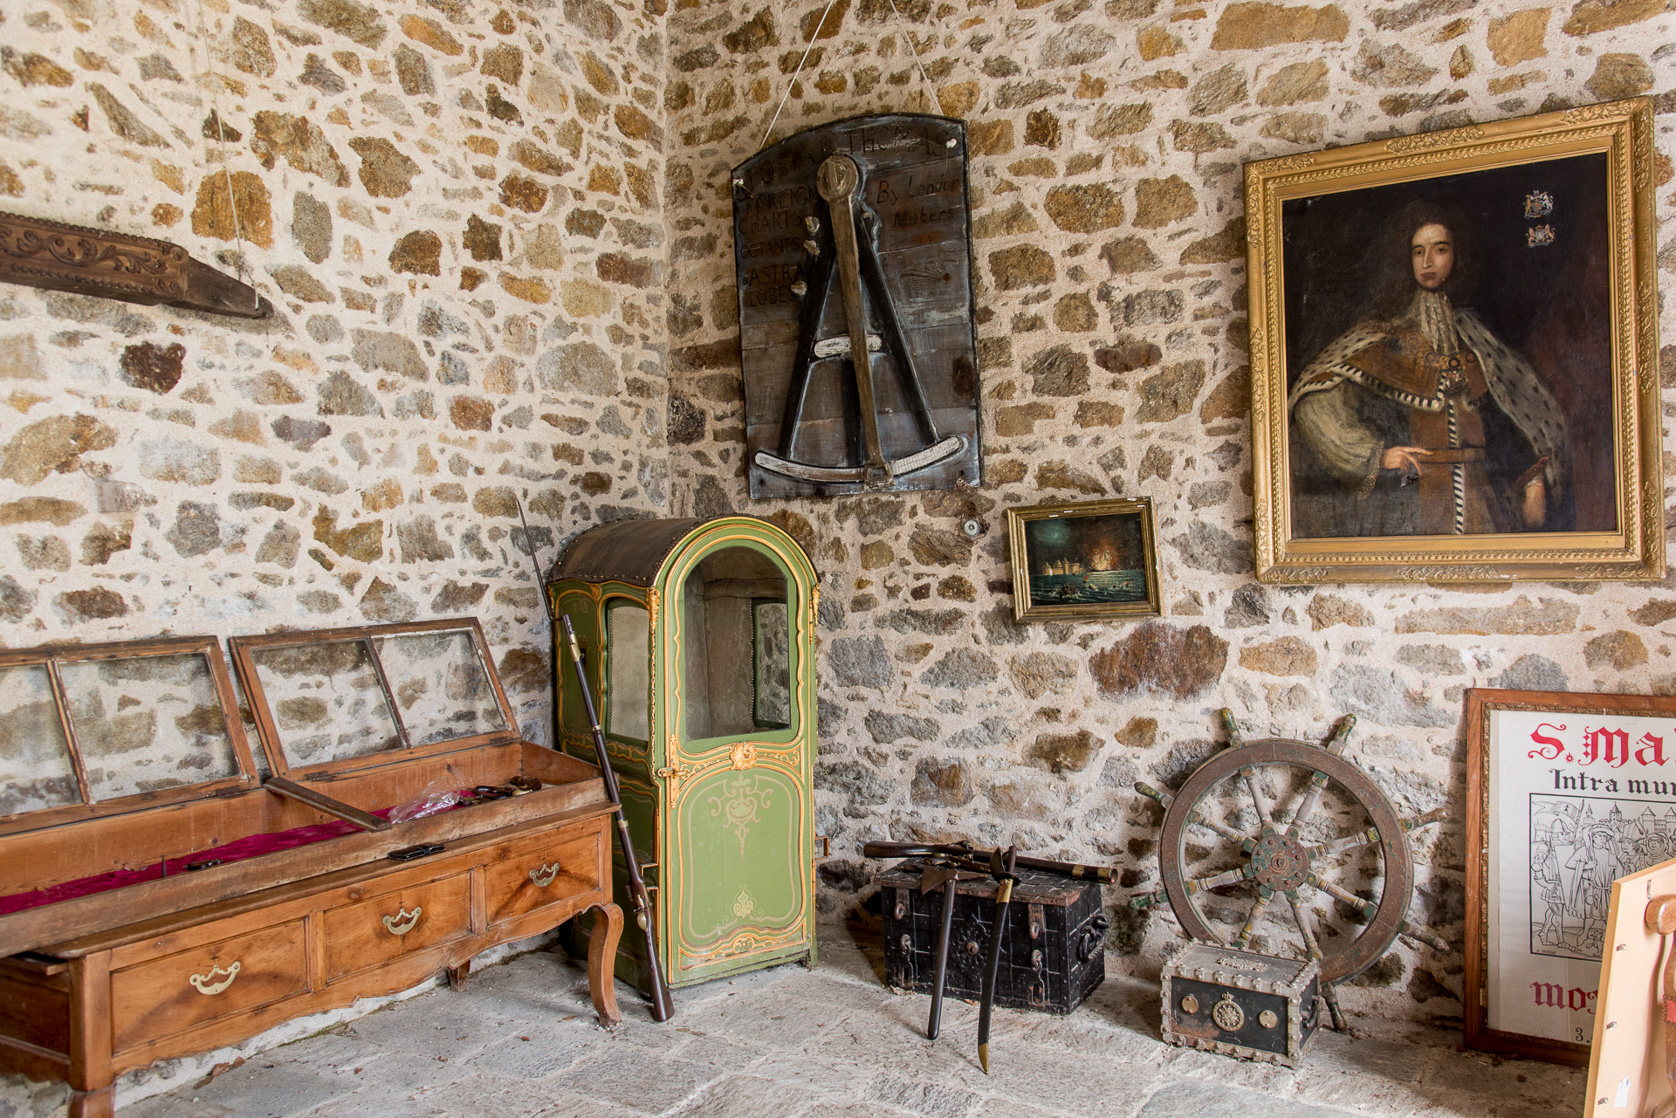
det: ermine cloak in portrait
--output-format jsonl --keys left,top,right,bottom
{"left": 1288, "top": 207, "right": 1568, "bottom": 540}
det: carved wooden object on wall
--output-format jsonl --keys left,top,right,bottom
{"left": 732, "top": 114, "right": 982, "bottom": 498}
{"left": 0, "top": 210, "right": 271, "bottom": 319}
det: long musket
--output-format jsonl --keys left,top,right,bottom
{"left": 561, "top": 615, "right": 676, "bottom": 1023}
{"left": 513, "top": 498, "right": 674, "bottom": 1023}
{"left": 862, "top": 840, "right": 1115, "bottom": 884}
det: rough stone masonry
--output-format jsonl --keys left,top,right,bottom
{"left": 0, "top": 0, "right": 1672, "bottom": 1045}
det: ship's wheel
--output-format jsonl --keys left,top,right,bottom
{"left": 1130, "top": 711, "right": 1449, "bottom": 1029}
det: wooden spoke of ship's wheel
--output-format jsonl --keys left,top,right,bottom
{"left": 1280, "top": 769, "right": 1332, "bottom": 838}
{"left": 1135, "top": 780, "right": 1251, "bottom": 844}
{"left": 1398, "top": 918, "right": 1451, "bottom": 953}
{"left": 1234, "top": 888, "right": 1276, "bottom": 949}
{"left": 1305, "top": 872, "right": 1381, "bottom": 922}
{"left": 1278, "top": 717, "right": 1355, "bottom": 838}
{"left": 1304, "top": 807, "right": 1449, "bottom": 859}
{"left": 1185, "top": 866, "right": 1252, "bottom": 895}
{"left": 1191, "top": 812, "right": 1252, "bottom": 845}
{"left": 1240, "top": 765, "right": 1274, "bottom": 828}
{"left": 1287, "top": 891, "right": 1324, "bottom": 961}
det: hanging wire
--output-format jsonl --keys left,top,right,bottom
{"left": 191, "top": 0, "right": 257, "bottom": 313}
{"left": 758, "top": 0, "right": 842, "bottom": 150}
{"left": 882, "top": 0, "right": 936, "bottom": 112}
{"left": 758, "top": 0, "right": 940, "bottom": 150}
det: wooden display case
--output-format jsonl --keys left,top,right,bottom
{"left": 0, "top": 619, "right": 622, "bottom": 1117}
{"left": 548, "top": 517, "right": 818, "bottom": 990}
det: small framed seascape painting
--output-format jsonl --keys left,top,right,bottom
{"left": 1004, "top": 497, "right": 1161, "bottom": 623}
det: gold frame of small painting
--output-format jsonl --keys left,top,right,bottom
{"left": 1004, "top": 497, "right": 1161, "bottom": 623}
{"left": 1246, "top": 97, "right": 1662, "bottom": 583}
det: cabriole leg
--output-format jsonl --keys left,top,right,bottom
{"left": 586, "top": 902, "right": 624, "bottom": 1027}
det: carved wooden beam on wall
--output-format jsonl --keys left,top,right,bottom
{"left": 0, "top": 210, "right": 271, "bottom": 319}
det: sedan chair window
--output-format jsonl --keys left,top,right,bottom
{"left": 681, "top": 546, "right": 790, "bottom": 741}
{"left": 605, "top": 599, "right": 651, "bottom": 742}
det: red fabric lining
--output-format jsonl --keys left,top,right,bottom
{"left": 0, "top": 796, "right": 476, "bottom": 918}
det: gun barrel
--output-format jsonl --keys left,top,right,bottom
{"left": 861, "top": 841, "right": 1115, "bottom": 884}
{"left": 562, "top": 616, "right": 675, "bottom": 1023}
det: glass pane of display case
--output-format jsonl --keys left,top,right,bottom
{"left": 373, "top": 628, "right": 508, "bottom": 746}
{"left": 754, "top": 602, "right": 790, "bottom": 729}
{"left": 248, "top": 639, "right": 401, "bottom": 766}
{"left": 605, "top": 600, "right": 650, "bottom": 741}
{"left": 682, "top": 547, "right": 789, "bottom": 741}
{"left": 0, "top": 662, "right": 79, "bottom": 816}
{"left": 62, "top": 652, "right": 241, "bottom": 802}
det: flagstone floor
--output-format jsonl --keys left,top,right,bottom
{"left": 8, "top": 922, "right": 1584, "bottom": 1118}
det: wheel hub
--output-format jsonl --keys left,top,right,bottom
{"left": 1249, "top": 826, "right": 1310, "bottom": 892}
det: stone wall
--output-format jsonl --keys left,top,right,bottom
{"left": 1, "top": 0, "right": 1674, "bottom": 1043}
{"left": 0, "top": 0, "right": 671, "bottom": 739}
{"left": 661, "top": 0, "right": 1676, "bottom": 1024}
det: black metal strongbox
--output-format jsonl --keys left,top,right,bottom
{"left": 877, "top": 858, "right": 1107, "bottom": 1015}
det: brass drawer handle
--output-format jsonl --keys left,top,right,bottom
{"left": 529, "top": 862, "right": 562, "bottom": 888}
{"left": 188, "top": 961, "right": 242, "bottom": 996}
{"left": 382, "top": 906, "right": 423, "bottom": 936}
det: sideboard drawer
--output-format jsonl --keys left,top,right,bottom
{"left": 322, "top": 874, "right": 471, "bottom": 982}
{"left": 484, "top": 825, "right": 603, "bottom": 927}
{"left": 110, "top": 919, "right": 308, "bottom": 1054}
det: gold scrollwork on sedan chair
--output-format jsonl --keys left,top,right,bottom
{"left": 710, "top": 773, "right": 771, "bottom": 858}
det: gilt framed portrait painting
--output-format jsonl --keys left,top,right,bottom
{"left": 1246, "top": 98, "right": 1662, "bottom": 583}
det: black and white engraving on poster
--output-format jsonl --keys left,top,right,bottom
{"left": 1490, "top": 707, "right": 1676, "bottom": 1047}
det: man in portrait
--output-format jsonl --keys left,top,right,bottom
{"left": 1287, "top": 203, "right": 1569, "bottom": 540}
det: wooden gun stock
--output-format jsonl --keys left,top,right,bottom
{"left": 562, "top": 616, "right": 675, "bottom": 1023}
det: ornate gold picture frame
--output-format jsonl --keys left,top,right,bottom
{"left": 1246, "top": 98, "right": 1661, "bottom": 583}
{"left": 1004, "top": 497, "right": 1161, "bottom": 623}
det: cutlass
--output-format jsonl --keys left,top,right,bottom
{"left": 977, "top": 845, "right": 1018, "bottom": 1074}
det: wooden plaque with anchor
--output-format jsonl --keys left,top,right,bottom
{"left": 732, "top": 114, "right": 982, "bottom": 498}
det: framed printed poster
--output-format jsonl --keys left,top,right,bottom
{"left": 1465, "top": 688, "right": 1676, "bottom": 1065}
